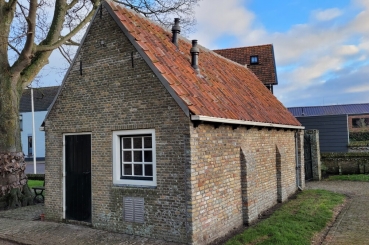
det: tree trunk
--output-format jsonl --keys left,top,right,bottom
{"left": 0, "top": 74, "right": 33, "bottom": 209}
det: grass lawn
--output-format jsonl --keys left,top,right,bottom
{"left": 27, "top": 180, "right": 44, "bottom": 189}
{"left": 327, "top": 174, "right": 369, "bottom": 182}
{"left": 226, "top": 189, "right": 345, "bottom": 245}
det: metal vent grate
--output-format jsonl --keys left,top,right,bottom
{"left": 123, "top": 197, "right": 144, "bottom": 223}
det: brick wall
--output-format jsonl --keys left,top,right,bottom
{"left": 189, "top": 124, "right": 299, "bottom": 245}
{"left": 348, "top": 115, "right": 369, "bottom": 132}
{"left": 44, "top": 5, "right": 302, "bottom": 245}
{"left": 45, "top": 7, "right": 191, "bottom": 243}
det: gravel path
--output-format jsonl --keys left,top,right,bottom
{"left": 306, "top": 181, "right": 369, "bottom": 245}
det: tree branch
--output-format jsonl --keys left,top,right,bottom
{"left": 6, "top": 0, "right": 18, "bottom": 10}
{"left": 66, "top": 0, "right": 79, "bottom": 10}
{"left": 64, "top": 38, "right": 80, "bottom": 46}
{"left": 10, "top": 0, "right": 37, "bottom": 75}
{"left": 16, "top": 1, "right": 28, "bottom": 20}
{"left": 7, "top": 42, "right": 21, "bottom": 56}
{"left": 36, "top": 2, "right": 99, "bottom": 52}
{"left": 58, "top": 46, "right": 72, "bottom": 64}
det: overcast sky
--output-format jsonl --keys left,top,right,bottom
{"left": 39, "top": 0, "right": 369, "bottom": 108}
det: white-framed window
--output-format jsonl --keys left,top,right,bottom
{"left": 113, "top": 129, "right": 156, "bottom": 186}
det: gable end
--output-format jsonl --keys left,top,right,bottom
{"left": 103, "top": 2, "right": 190, "bottom": 117}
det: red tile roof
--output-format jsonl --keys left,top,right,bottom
{"left": 214, "top": 45, "right": 278, "bottom": 85}
{"left": 105, "top": 1, "right": 300, "bottom": 127}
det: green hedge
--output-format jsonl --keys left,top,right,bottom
{"left": 350, "top": 132, "right": 369, "bottom": 141}
{"left": 348, "top": 141, "right": 369, "bottom": 147}
{"left": 27, "top": 174, "right": 45, "bottom": 180}
{"left": 321, "top": 152, "right": 369, "bottom": 158}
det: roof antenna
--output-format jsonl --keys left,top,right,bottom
{"left": 171, "top": 18, "right": 181, "bottom": 48}
{"left": 190, "top": 40, "right": 200, "bottom": 72}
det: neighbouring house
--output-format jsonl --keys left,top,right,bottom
{"left": 43, "top": 1, "right": 304, "bottom": 244}
{"left": 214, "top": 44, "right": 278, "bottom": 93}
{"left": 19, "top": 86, "right": 59, "bottom": 161}
{"left": 288, "top": 103, "right": 369, "bottom": 152}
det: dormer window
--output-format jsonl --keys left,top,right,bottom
{"left": 250, "top": 55, "right": 259, "bottom": 64}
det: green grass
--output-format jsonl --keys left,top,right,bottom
{"left": 27, "top": 180, "right": 44, "bottom": 189}
{"left": 328, "top": 174, "right": 369, "bottom": 182}
{"left": 226, "top": 190, "right": 345, "bottom": 245}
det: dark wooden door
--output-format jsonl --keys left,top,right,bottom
{"left": 65, "top": 134, "right": 91, "bottom": 222}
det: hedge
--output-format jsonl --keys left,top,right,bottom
{"left": 321, "top": 152, "right": 369, "bottom": 158}
{"left": 27, "top": 174, "right": 45, "bottom": 180}
{"left": 350, "top": 132, "right": 369, "bottom": 141}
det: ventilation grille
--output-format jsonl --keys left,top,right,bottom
{"left": 123, "top": 197, "right": 144, "bottom": 223}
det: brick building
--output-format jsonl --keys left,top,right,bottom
{"left": 214, "top": 44, "right": 278, "bottom": 93}
{"left": 43, "top": 1, "right": 304, "bottom": 244}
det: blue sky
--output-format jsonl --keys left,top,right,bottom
{"left": 39, "top": 0, "right": 369, "bottom": 108}
{"left": 188, "top": 0, "right": 369, "bottom": 107}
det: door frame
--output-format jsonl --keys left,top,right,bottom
{"left": 63, "top": 132, "right": 92, "bottom": 220}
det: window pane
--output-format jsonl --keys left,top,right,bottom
{"left": 144, "top": 151, "right": 152, "bottom": 162}
{"left": 122, "top": 138, "right": 131, "bottom": 149}
{"left": 123, "top": 151, "right": 132, "bottom": 162}
{"left": 144, "top": 164, "right": 153, "bottom": 176}
{"left": 124, "top": 164, "right": 132, "bottom": 175}
{"left": 134, "top": 164, "right": 143, "bottom": 175}
{"left": 133, "top": 137, "right": 142, "bottom": 148}
{"left": 134, "top": 151, "right": 142, "bottom": 162}
{"left": 144, "top": 137, "right": 152, "bottom": 148}
{"left": 251, "top": 56, "right": 258, "bottom": 64}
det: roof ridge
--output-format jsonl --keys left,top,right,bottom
{"left": 288, "top": 103, "right": 369, "bottom": 109}
{"left": 213, "top": 44, "right": 273, "bottom": 51}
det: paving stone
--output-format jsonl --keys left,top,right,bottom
{"left": 0, "top": 205, "right": 181, "bottom": 245}
{"left": 306, "top": 181, "right": 369, "bottom": 245}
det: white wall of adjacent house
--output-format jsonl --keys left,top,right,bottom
{"left": 20, "top": 111, "right": 47, "bottom": 159}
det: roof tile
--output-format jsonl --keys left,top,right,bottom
{"left": 20, "top": 86, "right": 59, "bottom": 113}
{"left": 289, "top": 104, "right": 369, "bottom": 117}
{"left": 214, "top": 45, "right": 278, "bottom": 85}
{"left": 105, "top": 1, "right": 300, "bottom": 127}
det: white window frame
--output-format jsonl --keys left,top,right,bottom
{"left": 112, "top": 129, "right": 156, "bottom": 187}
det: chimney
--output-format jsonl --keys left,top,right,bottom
{"left": 190, "top": 40, "right": 200, "bottom": 71}
{"left": 171, "top": 18, "right": 181, "bottom": 47}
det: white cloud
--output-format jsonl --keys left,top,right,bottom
{"left": 190, "top": 0, "right": 256, "bottom": 48}
{"left": 334, "top": 45, "right": 360, "bottom": 56}
{"left": 196, "top": 0, "right": 369, "bottom": 108}
{"left": 346, "top": 84, "right": 369, "bottom": 93}
{"left": 312, "top": 8, "right": 342, "bottom": 21}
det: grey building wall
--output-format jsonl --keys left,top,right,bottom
{"left": 296, "top": 115, "right": 348, "bottom": 152}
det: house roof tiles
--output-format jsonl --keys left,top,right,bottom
{"left": 103, "top": 2, "right": 301, "bottom": 127}
{"left": 214, "top": 44, "right": 278, "bottom": 85}
{"left": 20, "top": 86, "right": 59, "bottom": 113}
{"left": 288, "top": 104, "right": 369, "bottom": 117}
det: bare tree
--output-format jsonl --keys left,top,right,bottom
{"left": 0, "top": 0, "right": 199, "bottom": 209}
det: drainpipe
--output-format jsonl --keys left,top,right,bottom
{"left": 295, "top": 131, "right": 302, "bottom": 190}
